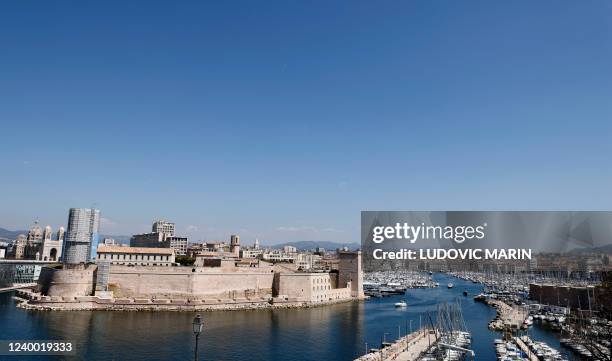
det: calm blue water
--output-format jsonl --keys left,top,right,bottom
{"left": 0, "top": 274, "right": 576, "bottom": 360}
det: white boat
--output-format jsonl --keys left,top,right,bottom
{"left": 394, "top": 300, "right": 408, "bottom": 308}
{"left": 447, "top": 283, "right": 454, "bottom": 288}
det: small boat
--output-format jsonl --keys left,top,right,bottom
{"left": 447, "top": 283, "right": 454, "bottom": 288}
{"left": 394, "top": 300, "right": 408, "bottom": 308}
{"left": 473, "top": 294, "right": 486, "bottom": 302}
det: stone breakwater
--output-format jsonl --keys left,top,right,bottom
{"left": 486, "top": 299, "right": 527, "bottom": 331}
{"left": 13, "top": 289, "right": 356, "bottom": 312}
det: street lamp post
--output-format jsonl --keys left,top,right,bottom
{"left": 192, "top": 314, "right": 204, "bottom": 361}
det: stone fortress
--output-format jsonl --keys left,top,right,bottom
{"left": 19, "top": 233, "right": 364, "bottom": 311}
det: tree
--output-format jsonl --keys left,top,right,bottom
{"left": 175, "top": 255, "right": 195, "bottom": 266}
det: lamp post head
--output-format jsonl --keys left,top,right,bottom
{"left": 192, "top": 314, "right": 203, "bottom": 335}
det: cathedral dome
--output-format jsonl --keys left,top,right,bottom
{"left": 27, "top": 221, "right": 43, "bottom": 241}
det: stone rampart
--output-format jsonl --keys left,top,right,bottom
{"left": 38, "top": 264, "right": 96, "bottom": 298}
{"left": 108, "top": 265, "right": 274, "bottom": 299}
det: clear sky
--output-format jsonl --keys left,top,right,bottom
{"left": 1, "top": 1, "right": 611, "bottom": 244}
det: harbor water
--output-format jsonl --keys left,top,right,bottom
{"left": 0, "top": 274, "right": 577, "bottom": 360}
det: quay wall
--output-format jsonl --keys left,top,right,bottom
{"left": 14, "top": 288, "right": 357, "bottom": 311}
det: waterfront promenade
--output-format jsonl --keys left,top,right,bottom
{"left": 354, "top": 328, "right": 439, "bottom": 361}
{"left": 0, "top": 283, "right": 37, "bottom": 293}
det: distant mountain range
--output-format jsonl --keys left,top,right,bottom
{"left": 0, "top": 227, "right": 357, "bottom": 251}
{"left": 567, "top": 243, "right": 612, "bottom": 255}
{"left": 0, "top": 228, "right": 133, "bottom": 244}
{"left": 0, "top": 228, "right": 26, "bottom": 241}
{"left": 267, "top": 240, "right": 360, "bottom": 251}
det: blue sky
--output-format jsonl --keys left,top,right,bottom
{"left": 1, "top": 1, "right": 611, "bottom": 244}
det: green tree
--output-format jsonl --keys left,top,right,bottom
{"left": 175, "top": 255, "right": 195, "bottom": 266}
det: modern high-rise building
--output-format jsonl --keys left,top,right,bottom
{"left": 62, "top": 208, "right": 100, "bottom": 264}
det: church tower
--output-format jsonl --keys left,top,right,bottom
{"left": 230, "top": 234, "right": 240, "bottom": 256}
{"left": 56, "top": 226, "right": 65, "bottom": 242}
{"left": 43, "top": 225, "right": 52, "bottom": 241}
{"left": 41, "top": 225, "right": 63, "bottom": 262}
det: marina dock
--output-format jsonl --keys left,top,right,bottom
{"left": 393, "top": 329, "right": 440, "bottom": 361}
{"left": 514, "top": 337, "right": 539, "bottom": 361}
{"left": 354, "top": 328, "right": 439, "bottom": 361}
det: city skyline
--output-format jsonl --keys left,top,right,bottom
{"left": 2, "top": 1, "right": 612, "bottom": 243}
{"left": 0, "top": 211, "right": 358, "bottom": 246}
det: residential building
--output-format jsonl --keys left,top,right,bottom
{"left": 283, "top": 245, "right": 297, "bottom": 254}
{"left": 262, "top": 249, "right": 296, "bottom": 263}
{"left": 240, "top": 248, "right": 264, "bottom": 259}
{"left": 101, "top": 238, "right": 117, "bottom": 246}
{"left": 167, "top": 236, "right": 187, "bottom": 256}
{"left": 295, "top": 253, "right": 322, "bottom": 270}
{"left": 152, "top": 220, "right": 175, "bottom": 238}
{"left": 131, "top": 220, "right": 188, "bottom": 256}
{"left": 131, "top": 232, "right": 166, "bottom": 248}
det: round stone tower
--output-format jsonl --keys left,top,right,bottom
{"left": 230, "top": 234, "right": 240, "bottom": 256}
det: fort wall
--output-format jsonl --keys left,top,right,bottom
{"left": 108, "top": 265, "right": 275, "bottom": 299}
{"left": 528, "top": 283, "right": 608, "bottom": 311}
